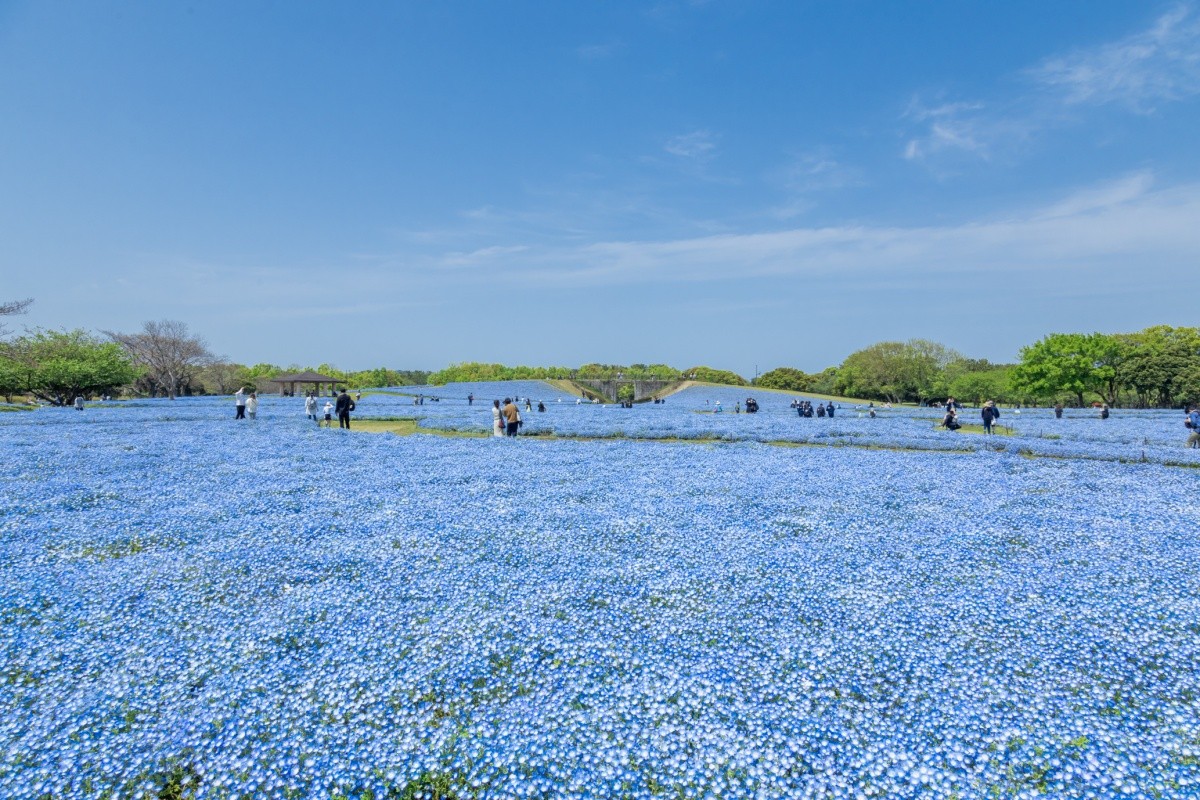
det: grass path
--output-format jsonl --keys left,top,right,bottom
{"left": 345, "top": 414, "right": 1200, "bottom": 469}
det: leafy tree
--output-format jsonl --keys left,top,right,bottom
{"left": 5, "top": 329, "right": 139, "bottom": 405}
{"left": 948, "top": 366, "right": 1011, "bottom": 406}
{"left": 107, "top": 320, "right": 214, "bottom": 399}
{"left": 808, "top": 366, "right": 840, "bottom": 396}
{"left": 1011, "top": 332, "right": 1126, "bottom": 406}
{"left": 683, "top": 366, "right": 747, "bottom": 386}
{"left": 833, "top": 340, "right": 960, "bottom": 404}
{"left": 194, "top": 362, "right": 244, "bottom": 395}
{"left": 1116, "top": 326, "right": 1200, "bottom": 408}
{"left": 0, "top": 357, "right": 23, "bottom": 402}
{"left": 755, "top": 367, "right": 812, "bottom": 392}
{"left": 236, "top": 362, "right": 284, "bottom": 392}
{"left": 905, "top": 339, "right": 964, "bottom": 403}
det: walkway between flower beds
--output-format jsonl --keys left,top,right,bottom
{"left": 343, "top": 417, "right": 1200, "bottom": 470}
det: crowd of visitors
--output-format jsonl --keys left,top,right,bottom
{"left": 217, "top": 387, "right": 1199, "bottom": 447}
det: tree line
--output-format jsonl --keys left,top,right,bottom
{"left": 1, "top": 301, "right": 1194, "bottom": 408}
{"left": 759, "top": 327, "right": 1200, "bottom": 408}
{"left": 426, "top": 362, "right": 747, "bottom": 386}
{"left": 0, "top": 310, "right": 429, "bottom": 405}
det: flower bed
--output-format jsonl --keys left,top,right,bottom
{"left": 1, "top": 388, "right": 1198, "bottom": 798}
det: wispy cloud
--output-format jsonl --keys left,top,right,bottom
{"left": 441, "top": 244, "right": 530, "bottom": 267}
{"left": 426, "top": 175, "right": 1200, "bottom": 289}
{"left": 664, "top": 129, "right": 718, "bottom": 159}
{"left": 576, "top": 42, "right": 623, "bottom": 61}
{"left": 776, "top": 150, "right": 862, "bottom": 192}
{"left": 904, "top": 6, "right": 1200, "bottom": 162}
{"left": 1030, "top": 5, "right": 1200, "bottom": 111}
{"left": 902, "top": 101, "right": 991, "bottom": 160}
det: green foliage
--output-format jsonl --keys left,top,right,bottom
{"left": 833, "top": 340, "right": 961, "bottom": 404}
{"left": 1116, "top": 325, "right": 1200, "bottom": 407}
{"left": 754, "top": 367, "right": 812, "bottom": 392}
{"left": 0, "top": 356, "right": 23, "bottom": 402}
{"left": 947, "top": 366, "right": 1013, "bottom": 406}
{"left": 3, "top": 329, "right": 139, "bottom": 406}
{"left": 428, "top": 362, "right": 681, "bottom": 385}
{"left": 1011, "top": 332, "right": 1126, "bottom": 406}
{"left": 683, "top": 366, "right": 747, "bottom": 386}
{"left": 807, "top": 366, "right": 840, "bottom": 396}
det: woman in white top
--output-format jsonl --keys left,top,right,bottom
{"left": 304, "top": 393, "right": 317, "bottom": 422}
{"left": 246, "top": 392, "right": 259, "bottom": 419}
{"left": 491, "top": 400, "right": 504, "bottom": 437}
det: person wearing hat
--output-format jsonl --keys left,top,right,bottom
{"left": 981, "top": 400, "right": 1000, "bottom": 434}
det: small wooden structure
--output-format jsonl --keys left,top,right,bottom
{"left": 270, "top": 371, "right": 341, "bottom": 397}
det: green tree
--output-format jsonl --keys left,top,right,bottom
{"left": 949, "top": 366, "right": 1011, "bottom": 406}
{"left": 1008, "top": 331, "right": 1128, "bottom": 407}
{"left": 0, "top": 357, "right": 24, "bottom": 402}
{"left": 683, "top": 366, "right": 747, "bottom": 386}
{"left": 194, "top": 362, "right": 243, "bottom": 395}
{"left": 1012, "top": 332, "right": 1126, "bottom": 406}
{"left": 833, "top": 340, "right": 959, "bottom": 404}
{"left": 236, "top": 362, "right": 284, "bottom": 392}
{"left": 1117, "top": 326, "right": 1200, "bottom": 407}
{"left": 5, "top": 329, "right": 139, "bottom": 405}
{"left": 755, "top": 367, "right": 812, "bottom": 392}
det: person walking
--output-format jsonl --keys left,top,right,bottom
{"left": 335, "top": 388, "right": 355, "bottom": 429}
{"left": 1054, "top": 402, "right": 1064, "bottom": 419}
{"left": 305, "top": 393, "right": 318, "bottom": 423}
{"left": 981, "top": 400, "right": 1000, "bottom": 434}
{"left": 234, "top": 387, "right": 247, "bottom": 419}
{"left": 491, "top": 400, "right": 504, "bottom": 437}
{"left": 1187, "top": 406, "right": 1200, "bottom": 448}
{"left": 502, "top": 397, "right": 521, "bottom": 436}
{"left": 322, "top": 400, "right": 334, "bottom": 428}
{"left": 246, "top": 392, "right": 259, "bottom": 420}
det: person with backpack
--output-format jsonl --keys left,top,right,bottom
{"left": 981, "top": 400, "right": 1000, "bottom": 434}
{"left": 1186, "top": 406, "right": 1200, "bottom": 448}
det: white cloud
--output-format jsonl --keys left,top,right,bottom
{"left": 664, "top": 129, "right": 718, "bottom": 159}
{"left": 1035, "top": 171, "right": 1156, "bottom": 219}
{"left": 429, "top": 177, "right": 1200, "bottom": 289}
{"left": 1030, "top": 5, "right": 1200, "bottom": 111}
{"left": 776, "top": 150, "right": 861, "bottom": 192}
{"left": 904, "top": 6, "right": 1200, "bottom": 162}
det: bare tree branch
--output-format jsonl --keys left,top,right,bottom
{"left": 107, "top": 319, "right": 214, "bottom": 399}
{"left": 0, "top": 298, "right": 32, "bottom": 338}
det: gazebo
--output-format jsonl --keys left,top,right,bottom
{"left": 270, "top": 371, "right": 342, "bottom": 397}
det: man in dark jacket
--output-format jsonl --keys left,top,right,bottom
{"left": 335, "top": 389, "right": 355, "bottom": 429}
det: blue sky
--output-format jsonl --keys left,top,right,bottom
{"left": 2, "top": 1, "right": 1198, "bottom": 376}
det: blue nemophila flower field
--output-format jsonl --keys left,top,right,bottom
{"left": 2, "top": 387, "right": 1199, "bottom": 799}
